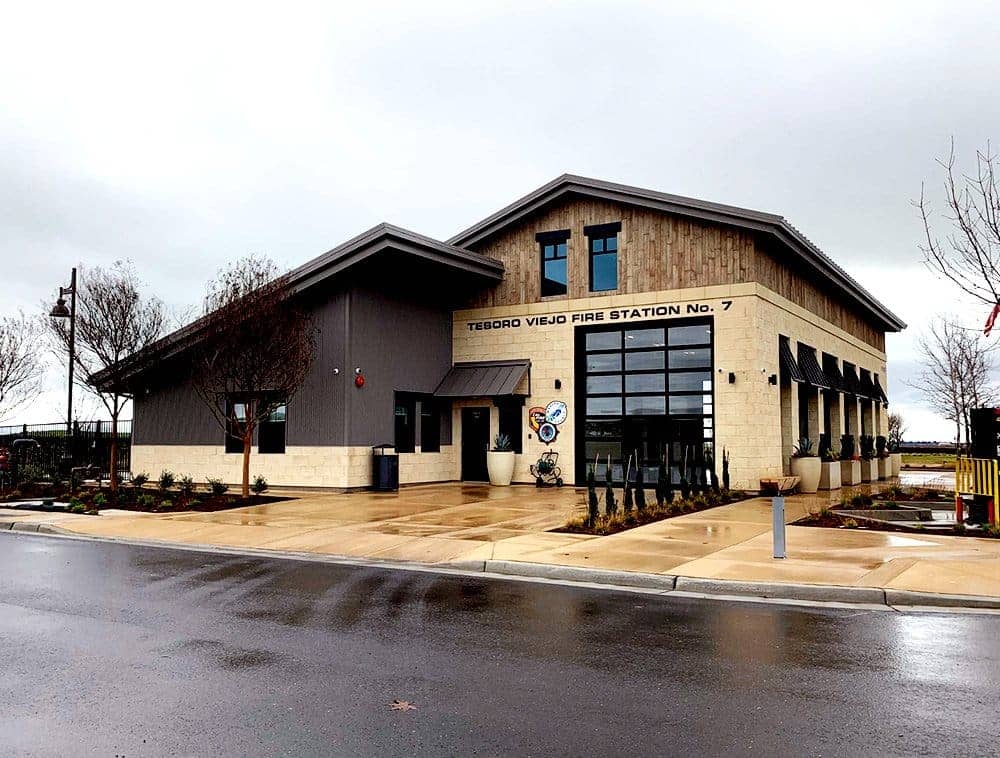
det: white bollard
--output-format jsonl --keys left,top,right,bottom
{"left": 772, "top": 495, "right": 786, "bottom": 559}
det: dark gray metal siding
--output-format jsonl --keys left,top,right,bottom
{"left": 133, "top": 287, "right": 350, "bottom": 447}
{"left": 131, "top": 279, "right": 456, "bottom": 450}
{"left": 345, "top": 284, "right": 454, "bottom": 447}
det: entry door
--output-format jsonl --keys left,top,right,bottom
{"left": 461, "top": 407, "right": 490, "bottom": 481}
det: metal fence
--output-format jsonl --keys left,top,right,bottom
{"left": 0, "top": 420, "right": 132, "bottom": 481}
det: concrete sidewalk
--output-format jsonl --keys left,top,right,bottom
{"left": 3, "top": 483, "right": 999, "bottom": 602}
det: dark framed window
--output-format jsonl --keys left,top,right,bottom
{"left": 258, "top": 403, "right": 286, "bottom": 454}
{"left": 420, "top": 399, "right": 441, "bottom": 453}
{"left": 576, "top": 317, "right": 714, "bottom": 485}
{"left": 585, "top": 222, "right": 621, "bottom": 292}
{"left": 225, "top": 399, "right": 247, "bottom": 454}
{"left": 498, "top": 402, "right": 523, "bottom": 454}
{"left": 537, "top": 230, "right": 570, "bottom": 297}
{"left": 394, "top": 394, "right": 416, "bottom": 453}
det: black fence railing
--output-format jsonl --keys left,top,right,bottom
{"left": 0, "top": 420, "right": 132, "bottom": 482}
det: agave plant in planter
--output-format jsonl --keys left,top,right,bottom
{"left": 839, "top": 434, "right": 861, "bottom": 486}
{"left": 487, "top": 433, "right": 516, "bottom": 486}
{"left": 818, "top": 444, "right": 841, "bottom": 491}
{"left": 790, "top": 437, "right": 822, "bottom": 493}
{"left": 858, "top": 434, "right": 877, "bottom": 483}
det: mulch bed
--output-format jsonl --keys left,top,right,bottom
{"left": 1, "top": 483, "right": 287, "bottom": 514}
{"left": 555, "top": 490, "right": 751, "bottom": 537}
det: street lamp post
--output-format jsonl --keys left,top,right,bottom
{"left": 50, "top": 268, "right": 77, "bottom": 468}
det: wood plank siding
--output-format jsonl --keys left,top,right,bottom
{"left": 466, "top": 196, "right": 885, "bottom": 350}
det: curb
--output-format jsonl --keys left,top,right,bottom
{"left": 484, "top": 560, "right": 677, "bottom": 591}
{"left": 673, "top": 577, "right": 887, "bottom": 605}
{"left": 3, "top": 527, "right": 999, "bottom": 612}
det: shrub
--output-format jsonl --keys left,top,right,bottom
{"left": 18, "top": 463, "right": 48, "bottom": 484}
{"left": 251, "top": 475, "right": 268, "bottom": 494}
{"left": 206, "top": 478, "right": 228, "bottom": 496}
{"left": 92, "top": 493, "right": 107, "bottom": 508}
{"left": 131, "top": 472, "right": 149, "bottom": 488}
{"left": 178, "top": 475, "right": 195, "bottom": 495}
{"left": 842, "top": 518, "right": 858, "bottom": 528}
{"left": 953, "top": 522, "right": 967, "bottom": 535}
{"left": 158, "top": 498, "right": 173, "bottom": 511}
{"left": 69, "top": 498, "right": 86, "bottom": 514}
{"left": 982, "top": 523, "right": 1000, "bottom": 538}
{"left": 137, "top": 493, "right": 156, "bottom": 509}
{"left": 157, "top": 470, "right": 175, "bottom": 491}
{"left": 818, "top": 505, "right": 832, "bottom": 519}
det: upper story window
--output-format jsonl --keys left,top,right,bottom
{"left": 585, "top": 222, "right": 621, "bottom": 292}
{"left": 536, "top": 230, "right": 570, "bottom": 297}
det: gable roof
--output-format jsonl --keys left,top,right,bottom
{"left": 90, "top": 223, "right": 504, "bottom": 391}
{"left": 448, "top": 174, "right": 905, "bottom": 332}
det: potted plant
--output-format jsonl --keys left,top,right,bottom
{"left": 839, "top": 434, "right": 861, "bottom": 486}
{"left": 487, "top": 433, "right": 516, "bottom": 486}
{"left": 819, "top": 445, "right": 841, "bottom": 490}
{"left": 790, "top": 437, "right": 822, "bottom": 493}
{"left": 876, "top": 435, "right": 891, "bottom": 480}
{"left": 859, "top": 434, "right": 877, "bottom": 483}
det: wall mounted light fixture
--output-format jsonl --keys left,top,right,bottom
{"left": 768, "top": 374, "right": 778, "bottom": 385}
{"left": 728, "top": 372, "right": 736, "bottom": 384}
{"left": 554, "top": 379, "right": 562, "bottom": 390}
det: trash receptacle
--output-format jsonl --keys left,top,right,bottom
{"left": 371, "top": 444, "right": 399, "bottom": 491}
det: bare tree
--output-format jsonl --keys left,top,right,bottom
{"left": 912, "top": 318, "right": 998, "bottom": 447}
{"left": 918, "top": 139, "right": 1000, "bottom": 308}
{"left": 0, "top": 311, "right": 44, "bottom": 421}
{"left": 191, "top": 256, "right": 315, "bottom": 497}
{"left": 49, "top": 262, "right": 165, "bottom": 491}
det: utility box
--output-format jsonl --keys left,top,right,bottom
{"left": 371, "top": 444, "right": 399, "bottom": 492}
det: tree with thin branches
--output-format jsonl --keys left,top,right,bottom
{"left": 918, "top": 139, "right": 1000, "bottom": 309}
{"left": 911, "top": 317, "right": 997, "bottom": 448}
{"left": 191, "top": 256, "right": 315, "bottom": 497}
{"left": 0, "top": 311, "right": 44, "bottom": 421}
{"left": 49, "top": 262, "right": 165, "bottom": 491}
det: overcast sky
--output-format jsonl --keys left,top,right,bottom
{"left": 3, "top": 1, "right": 998, "bottom": 439}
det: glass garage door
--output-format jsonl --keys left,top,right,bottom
{"left": 576, "top": 318, "right": 714, "bottom": 484}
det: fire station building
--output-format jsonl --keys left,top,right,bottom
{"left": 112, "top": 175, "right": 904, "bottom": 490}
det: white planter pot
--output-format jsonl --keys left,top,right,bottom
{"left": 840, "top": 460, "right": 861, "bottom": 486}
{"left": 877, "top": 457, "right": 891, "bottom": 480}
{"left": 819, "top": 461, "right": 841, "bottom": 490}
{"left": 890, "top": 453, "right": 902, "bottom": 477}
{"left": 487, "top": 451, "right": 515, "bottom": 486}
{"left": 860, "top": 459, "right": 877, "bottom": 482}
{"left": 791, "top": 456, "right": 822, "bottom": 493}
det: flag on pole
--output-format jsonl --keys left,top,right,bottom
{"left": 985, "top": 303, "right": 1000, "bottom": 336}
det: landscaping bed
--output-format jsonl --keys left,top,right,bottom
{"left": 794, "top": 487, "right": 1000, "bottom": 538}
{"left": 2, "top": 478, "right": 287, "bottom": 515}
{"left": 558, "top": 489, "right": 751, "bottom": 537}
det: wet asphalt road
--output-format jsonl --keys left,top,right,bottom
{"left": 1, "top": 533, "right": 998, "bottom": 757}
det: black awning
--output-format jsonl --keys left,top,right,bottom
{"left": 822, "top": 354, "right": 843, "bottom": 392}
{"left": 434, "top": 359, "right": 531, "bottom": 398}
{"left": 874, "top": 374, "right": 888, "bottom": 405}
{"left": 842, "top": 363, "right": 861, "bottom": 395}
{"left": 779, "top": 337, "right": 804, "bottom": 383}
{"left": 797, "top": 344, "right": 832, "bottom": 389}
{"left": 858, "top": 369, "right": 876, "bottom": 399}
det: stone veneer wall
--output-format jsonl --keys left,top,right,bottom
{"left": 131, "top": 444, "right": 458, "bottom": 489}
{"left": 453, "top": 282, "right": 888, "bottom": 490}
